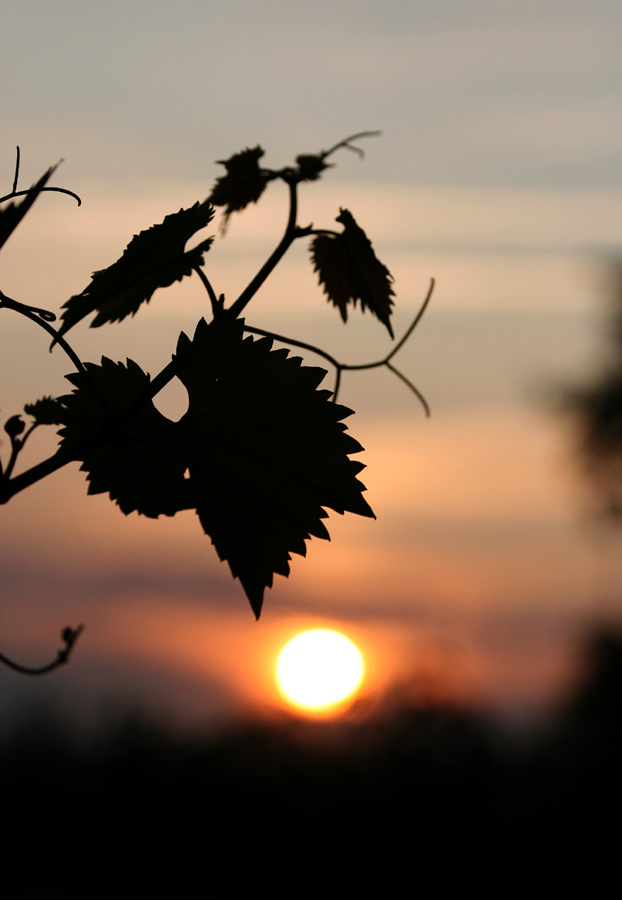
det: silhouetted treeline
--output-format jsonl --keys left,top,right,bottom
{"left": 3, "top": 628, "right": 622, "bottom": 898}
{"left": 562, "top": 262, "right": 622, "bottom": 518}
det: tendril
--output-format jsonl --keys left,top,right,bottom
{"left": 0, "top": 625, "right": 84, "bottom": 675}
{"left": 0, "top": 146, "right": 82, "bottom": 206}
{"left": 244, "top": 278, "right": 434, "bottom": 415}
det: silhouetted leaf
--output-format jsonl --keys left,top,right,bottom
{"left": 59, "top": 359, "right": 188, "bottom": 518}
{"left": 175, "top": 317, "right": 374, "bottom": 617}
{"left": 0, "top": 166, "right": 56, "bottom": 251}
{"left": 24, "top": 396, "right": 65, "bottom": 426}
{"left": 208, "top": 147, "right": 270, "bottom": 228}
{"left": 310, "top": 208, "right": 395, "bottom": 337}
{"left": 295, "top": 153, "right": 332, "bottom": 182}
{"left": 58, "top": 201, "right": 215, "bottom": 335}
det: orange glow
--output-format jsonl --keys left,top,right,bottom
{"left": 276, "top": 629, "right": 365, "bottom": 715}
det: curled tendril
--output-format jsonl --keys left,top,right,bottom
{"left": 0, "top": 291, "right": 87, "bottom": 376}
{"left": 322, "top": 131, "right": 382, "bottom": 161}
{"left": 0, "top": 625, "right": 84, "bottom": 675}
{"left": 244, "top": 278, "right": 434, "bottom": 416}
{"left": 0, "top": 146, "right": 82, "bottom": 207}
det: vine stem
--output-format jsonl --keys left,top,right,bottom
{"left": 11, "top": 145, "right": 20, "bottom": 193}
{"left": 3, "top": 421, "right": 39, "bottom": 480}
{"left": 192, "top": 264, "right": 223, "bottom": 318}
{"left": 244, "top": 277, "right": 434, "bottom": 415}
{"left": 322, "top": 130, "right": 381, "bottom": 160}
{"left": 385, "top": 277, "right": 435, "bottom": 362}
{"left": 0, "top": 292, "right": 87, "bottom": 376}
{"left": 0, "top": 292, "right": 117, "bottom": 424}
{"left": 0, "top": 185, "right": 82, "bottom": 206}
{"left": 1, "top": 438, "right": 87, "bottom": 504}
{"left": 0, "top": 146, "right": 81, "bottom": 206}
{"left": 225, "top": 176, "right": 299, "bottom": 320}
{"left": 0, "top": 625, "right": 84, "bottom": 675}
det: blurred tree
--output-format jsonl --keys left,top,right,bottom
{"left": 561, "top": 262, "right": 622, "bottom": 519}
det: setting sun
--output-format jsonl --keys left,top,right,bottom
{"left": 276, "top": 629, "right": 365, "bottom": 713}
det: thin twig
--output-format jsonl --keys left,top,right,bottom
{"left": 0, "top": 292, "right": 87, "bottom": 375}
{"left": 11, "top": 146, "right": 20, "bottom": 194}
{"left": 3, "top": 421, "right": 39, "bottom": 480}
{"left": 323, "top": 131, "right": 381, "bottom": 160}
{"left": 226, "top": 176, "right": 299, "bottom": 320}
{"left": 243, "top": 325, "right": 341, "bottom": 370}
{"left": 244, "top": 279, "right": 433, "bottom": 415}
{"left": 192, "top": 264, "right": 222, "bottom": 319}
{"left": 0, "top": 185, "right": 82, "bottom": 206}
{"left": 386, "top": 362, "right": 431, "bottom": 417}
{"left": 0, "top": 625, "right": 84, "bottom": 675}
{"left": 1, "top": 147, "right": 81, "bottom": 206}
{"left": 386, "top": 278, "right": 435, "bottom": 362}
{"left": 308, "top": 228, "right": 341, "bottom": 238}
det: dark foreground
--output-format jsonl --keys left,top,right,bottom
{"left": 2, "top": 629, "right": 622, "bottom": 899}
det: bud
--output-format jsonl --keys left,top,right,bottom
{"left": 4, "top": 415, "right": 25, "bottom": 438}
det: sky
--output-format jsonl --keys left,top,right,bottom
{"left": 1, "top": 0, "right": 622, "bottom": 732}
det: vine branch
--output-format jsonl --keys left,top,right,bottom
{"left": 322, "top": 131, "right": 382, "bottom": 160}
{"left": 0, "top": 625, "right": 84, "bottom": 675}
{"left": 225, "top": 175, "right": 299, "bottom": 321}
{"left": 0, "top": 291, "right": 87, "bottom": 375}
{"left": 0, "top": 146, "right": 82, "bottom": 206}
{"left": 244, "top": 278, "right": 434, "bottom": 415}
{"left": 192, "top": 263, "right": 223, "bottom": 319}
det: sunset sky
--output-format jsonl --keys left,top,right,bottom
{"left": 1, "top": 0, "right": 622, "bottom": 732}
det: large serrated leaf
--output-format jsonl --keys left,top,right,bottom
{"left": 58, "top": 200, "right": 215, "bottom": 335}
{"left": 311, "top": 207, "right": 395, "bottom": 337}
{"left": 58, "top": 358, "right": 188, "bottom": 518}
{"left": 175, "top": 317, "right": 374, "bottom": 617}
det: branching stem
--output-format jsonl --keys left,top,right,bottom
{"left": 11, "top": 145, "right": 20, "bottom": 194}
{"left": 225, "top": 176, "right": 299, "bottom": 320}
{"left": 3, "top": 421, "right": 39, "bottom": 480}
{"left": 244, "top": 278, "right": 434, "bottom": 415}
{"left": 0, "top": 146, "right": 81, "bottom": 206}
{"left": 0, "top": 185, "right": 83, "bottom": 206}
{"left": 322, "top": 131, "right": 381, "bottom": 160}
{"left": 385, "top": 278, "right": 435, "bottom": 362}
{"left": 192, "top": 264, "right": 222, "bottom": 318}
{"left": 0, "top": 291, "right": 86, "bottom": 375}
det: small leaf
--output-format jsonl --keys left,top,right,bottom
{"left": 208, "top": 146, "right": 270, "bottom": 229}
{"left": 58, "top": 358, "right": 188, "bottom": 518}
{"left": 310, "top": 207, "right": 395, "bottom": 337}
{"left": 58, "top": 201, "right": 215, "bottom": 335}
{"left": 175, "top": 317, "right": 374, "bottom": 617}
{"left": 24, "top": 396, "right": 66, "bottom": 426}
{"left": 295, "top": 153, "right": 332, "bottom": 182}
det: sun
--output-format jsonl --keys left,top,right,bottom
{"left": 276, "top": 628, "right": 365, "bottom": 713}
